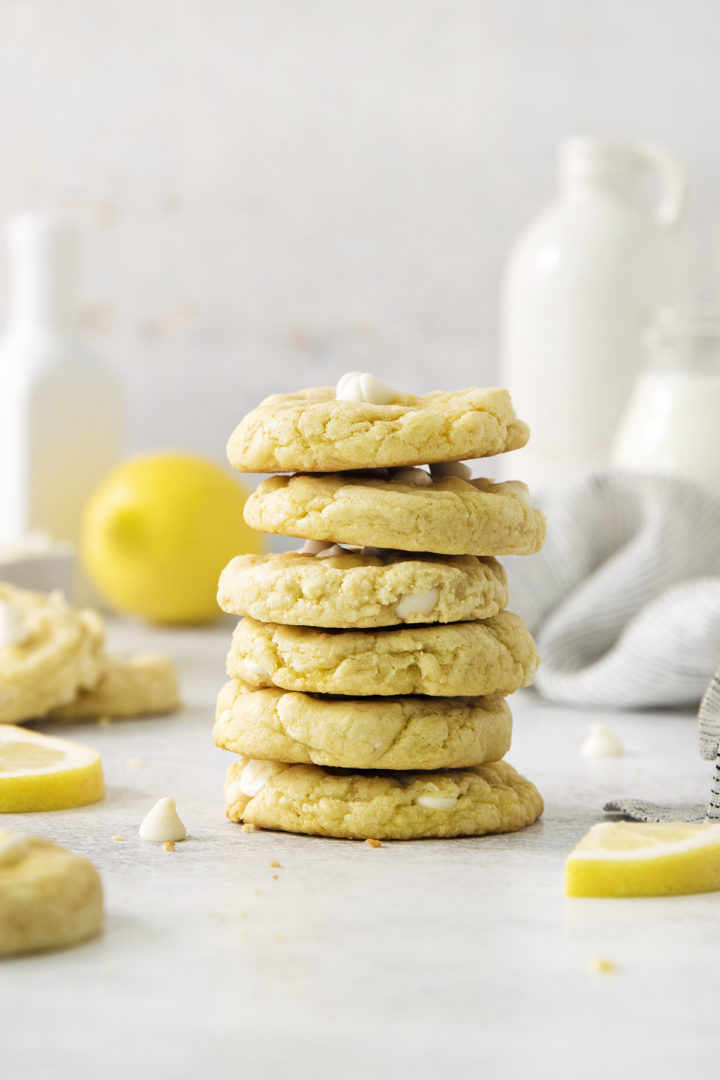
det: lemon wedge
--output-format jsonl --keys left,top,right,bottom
{"left": 565, "top": 820, "right": 720, "bottom": 898}
{"left": 0, "top": 725, "right": 105, "bottom": 812}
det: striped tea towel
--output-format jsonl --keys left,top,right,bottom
{"left": 604, "top": 661, "right": 720, "bottom": 822}
{"left": 504, "top": 471, "right": 720, "bottom": 709}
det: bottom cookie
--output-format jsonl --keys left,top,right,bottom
{"left": 223, "top": 757, "right": 543, "bottom": 840}
{"left": 0, "top": 832, "right": 104, "bottom": 956}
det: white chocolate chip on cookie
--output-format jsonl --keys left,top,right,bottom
{"left": 239, "top": 759, "right": 290, "bottom": 797}
{"left": 335, "top": 371, "right": 401, "bottom": 406}
{"left": 416, "top": 795, "right": 458, "bottom": 810}
{"left": 395, "top": 589, "right": 440, "bottom": 620}
{"left": 0, "top": 601, "right": 29, "bottom": 648}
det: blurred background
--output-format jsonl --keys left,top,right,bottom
{"left": 2, "top": 0, "right": 718, "bottom": 460}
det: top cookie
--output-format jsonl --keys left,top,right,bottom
{"left": 226, "top": 386, "right": 529, "bottom": 473}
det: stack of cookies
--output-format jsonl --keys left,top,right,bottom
{"left": 214, "top": 374, "right": 546, "bottom": 841}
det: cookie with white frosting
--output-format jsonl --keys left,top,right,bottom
{"left": 0, "top": 832, "right": 103, "bottom": 956}
{"left": 226, "top": 378, "right": 529, "bottom": 473}
{"left": 218, "top": 548, "right": 508, "bottom": 629}
{"left": 215, "top": 678, "right": 513, "bottom": 770}
{"left": 0, "top": 584, "right": 104, "bottom": 723}
{"left": 243, "top": 470, "right": 546, "bottom": 556}
{"left": 223, "top": 756, "right": 543, "bottom": 840}
{"left": 227, "top": 612, "right": 539, "bottom": 698}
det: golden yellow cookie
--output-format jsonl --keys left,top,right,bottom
{"left": 227, "top": 386, "right": 529, "bottom": 473}
{"left": 48, "top": 652, "right": 181, "bottom": 720}
{"left": 215, "top": 678, "right": 513, "bottom": 770}
{"left": 243, "top": 473, "right": 546, "bottom": 556}
{"left": 223, "top": 757, "right": 543, "bottom": 840}
{"left": 0, "top": 584, "right": 104, "bottom": 724}
{"left": 227, "top": 612, "right": 538, "bottom": 697}
{"left": 0, "top": 832, "right": 103, "bottom": 956}
{"left": 217, "top": 549, "right": 508, "bottom": 628}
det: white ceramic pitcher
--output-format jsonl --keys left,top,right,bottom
{"left": 501, "top": 137, "right": 685, "bottom": 488}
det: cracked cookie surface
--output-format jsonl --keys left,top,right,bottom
{"left": 227, "top": 386, "right": 529, "bottom": 473}
{"left": 223, "top": 756, "right": 543, "bottom": 839}
{"left": 0, "top": 584, "right": 104, "bottom": 723}
{"left": 215, "top": 678, "right": 513, "bottom": 770}
{"left": 227, "top": 612, "right": 539, "bottom": 697}
{"left": 48, "top": 652, "right": 181, "bottom": 720}
{"left": 244, "top": 473, "right": 546, "bottom": 556}
{"left": 218, "top": 550, "right": 508, "bottom": 628}
{"left": 0, "top": 832, "right": 104, "bottom": 956}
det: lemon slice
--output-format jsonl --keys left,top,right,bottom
{"left": 565, "top": 820, "right": 720, "bottom": 898}
{"left": 0, "top": 725, "right": 105, "bottom": 812}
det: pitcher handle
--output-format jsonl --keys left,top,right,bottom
{"left": 639, "top": 141, "right": 685, "bottom": 226}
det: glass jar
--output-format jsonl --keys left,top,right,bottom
{"left": 611, "top": 304, "right": 720, "bottom": 489}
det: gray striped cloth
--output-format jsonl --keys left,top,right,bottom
{"left": 504, "top": 471, "right": 720, "bottom": 709}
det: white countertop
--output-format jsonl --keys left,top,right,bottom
{"left": 3, "top": 618, "right": 717, "bottom": 1080}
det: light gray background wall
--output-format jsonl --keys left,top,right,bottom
{"left": 0, "top": 0, "right": 719, "bottom": 460}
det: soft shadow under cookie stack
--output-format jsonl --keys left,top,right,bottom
{"left": 214, "top": 378, "right": 546, "bottom": 840}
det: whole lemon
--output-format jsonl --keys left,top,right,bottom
{"left": 81, "top": 453, "right": 262, "bottom": 623}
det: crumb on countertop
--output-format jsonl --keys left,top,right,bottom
{"left": 111, "top": 834, "right": 125, "bottom": 842}
{"left": 252, "top": 886, "right": 260, "bottom": 896}
{"left": 272, "top": 874, "right": 279, "bottom": 880}
{"left": 269, "top": 859, "right": 280, "bottom": 868}
{"left": 590, "top": 957, "right": 617, "bottom": 975}
{"left": 366, "top": 838, "right": 383, "bottom": 848}
{"left": 164, "top": 840, "right": 176, "bottom": 852}
{"left": 242, "top": 823, "right": 257, "bottom": 833}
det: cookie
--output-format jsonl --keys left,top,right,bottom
{"left": 227, "top": 612, "right": 539, "bottom": 697}
{"left": 223, "top": 756, "right": 543, "bottom": 839}
{"left": 48, "top": 652, "right": 181, "bottom": 720}
{"left": 0, "top": 585, "right": 104, "bottom": 723}
{"left": 218, "top": 549, "right": 508, "bottom": 629}
{"left": 215, "top": 678, "right": 513, "bottom": 770}
{"left": 243, "top": 472, "right": 546, "bottom": 556}
{"left": 0, "top": 832, "right": 103, "bottom": 956}
{"left": 227, "top": 385, "right": 529, "bottom": 473}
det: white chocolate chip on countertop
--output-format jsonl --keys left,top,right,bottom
{"left": 139, "top": 798, "right": 187, "bottom": 842}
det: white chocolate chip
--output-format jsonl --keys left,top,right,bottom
{"left": 139, "top": 797, "right": 187, "bottom": 842}
{"left": 219, "top": 709, "right": 233, "bottom": 725}
{"left": 243, "top": 660, "right": 269, "bottom": 679}
{"left": 430, "top": 461, "right": 472, "bottom": 480}
{"left": 581, "top": 723, "right": 624, "bottom": 759}
{"left": 0, "top": 601, "right": 29, "bottom": 648}
{"left": 390, "top": 467, "right": 433, "bottom": 487}
{"left": 0, "top": 833, "right": 30, "bottom": 866}
{"left": 336, "top": 371, "right": 401, "bottom": 405}
{"left": 298, "top": 539, "right": 335, "bottom": 555}
{"left": 417, "top": 795, "right": 458, "bottom": 810}
{"left": 315, "top": 544, "right": 345, "bottom": 558}
{"left": 239, "top": 759, "right": 289, "bottom": 797}
{"left": 396, "top": 588, "right": 440, "bottom": 619}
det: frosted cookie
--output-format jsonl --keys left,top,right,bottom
{"left": 218, "top": 548, "right": 508, "bottom": 629}
{"left": 227, "top": 612, "right": 539, "bottom": 697}
{"left": 215, "top": 678, "right": 513, "bottom": 770}
{"left": 0, "top": 584, "right": 104, "bottom": 724}
{"left": 0, "top": 832, "right": 103, "bottom": 956}
{"left": 48, "top": 652, "right": 181, "bottom": 720}
{"left": 243, "top": 472, "right": 546, "bottom": 556}
{"left": 223, "top": 757, "right": 543, "bottom": 840}
{"left": 227, "top": 383, "right": 529, "bottom": 474}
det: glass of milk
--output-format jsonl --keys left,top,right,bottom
{"left": 612, "top": 304, "right": 720, "bottom": 489}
